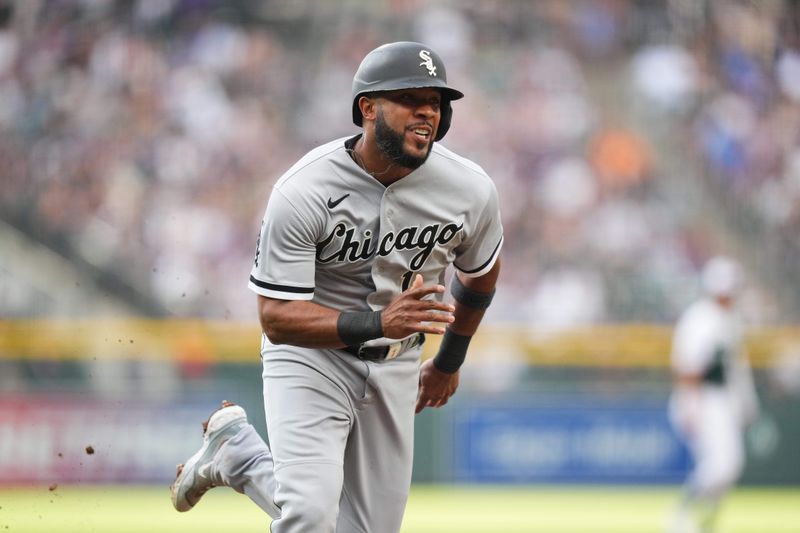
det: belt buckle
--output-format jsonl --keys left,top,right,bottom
{"left": 355, "top": 345, "right": 374, "bottom": 360}
{"left": 385, "top": 342, "right": 402, "bottom": 360}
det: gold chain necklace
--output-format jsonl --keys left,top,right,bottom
{"left": 347, "top": 147, "right": 393, "bottom": 178}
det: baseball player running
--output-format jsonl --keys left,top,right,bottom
{"left": 667, "top": 256, "right": 759, "bottom": 533}
{"left": 171, "top": 41, "right": 503, "bottom": 533}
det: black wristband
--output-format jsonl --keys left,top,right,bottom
{"left": 451, "top": 275, "right": 495, "bottom": 310}
{"left": 337, "top": 311, "right": 383, "bottom": 346}
{"left": 432, "top": 330, "right": 472, "bottom": 374}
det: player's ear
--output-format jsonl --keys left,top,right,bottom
{"left": 359, "top": 95, "right": 377, "bottom": 122}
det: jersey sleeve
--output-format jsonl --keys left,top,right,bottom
{"left": 452, "top": 181, "right": 503, "bottom": 278}
{"left": 248, "top": 188, "right": 318, "bottom": 300}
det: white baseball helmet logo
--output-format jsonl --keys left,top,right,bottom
{"left": 419, "top": 50, "right": 437, "bottom": 76}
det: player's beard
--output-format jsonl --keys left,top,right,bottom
{"left": 375, "top": 109, "right": 432, "bottom": 170}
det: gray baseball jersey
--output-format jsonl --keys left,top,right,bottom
{"left": 248, "top": 134, "right": 503, "bottom": 330}
{"left": 236, "top": 135, "right": 502, "bottom": 532}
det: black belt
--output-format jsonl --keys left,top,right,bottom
{"left": 343, "top": 333, "right": 425, "bottom": 361}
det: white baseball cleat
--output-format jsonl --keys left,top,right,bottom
{"left": 171, "top": 401, "right": 248, "bottom": 512}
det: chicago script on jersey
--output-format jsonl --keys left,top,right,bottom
{"left": 316, "top": 221, "right": 463, "bottom": 270}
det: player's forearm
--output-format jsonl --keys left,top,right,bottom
{"left": 448, "top": 261, "right": 500, "bottom": 336}
{"left": 432, "top": 260, "right": 500, "bottom": 374}
{"left": 450, "top": 299, "right": 491, "bottom": 335}
{"left": 258, "top": 297, "right": 346, "bottom": 348}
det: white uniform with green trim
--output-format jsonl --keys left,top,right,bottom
{"left": 217, "top": 134, "right": 503, "bottom": 533}
{"left": 668, "top": 298, "right": 759, "bottom": 499}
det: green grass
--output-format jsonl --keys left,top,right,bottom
{"left": 1, "top": 485, "right": 798, "bottom": 532}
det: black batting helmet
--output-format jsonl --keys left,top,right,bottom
{"left": 351, "top": 41, "right": 464, "bottom": 141}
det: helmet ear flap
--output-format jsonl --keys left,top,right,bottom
{"left": 352, "top": 98, "right": 363, "bottom": 127}
{"left": 352, "top": 93, "right": 372, "bottom": 127}
{"left": 434, "top": 101, "right": 453, "bottom": 142}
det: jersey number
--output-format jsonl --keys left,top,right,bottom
{"left": 401, "top": 270, "right": 416, "bottom": 292}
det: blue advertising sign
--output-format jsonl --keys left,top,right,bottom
{"left": 453, "top": 398, "right": 691, "bottom": 483}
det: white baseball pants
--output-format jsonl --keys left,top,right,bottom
{"left": 670, "top": 386, "right": 745, "bottom": 499}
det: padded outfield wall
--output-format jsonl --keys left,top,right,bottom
{"left": 0, "top": 320, "right": 798, "bottom": 485}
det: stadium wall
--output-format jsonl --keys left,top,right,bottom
{"left": 0, "top": 320, "right": 798, "bottom": 485}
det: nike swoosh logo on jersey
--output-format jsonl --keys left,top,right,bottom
{"left": 327, "top": 194, "right": 350, "bottom": 209}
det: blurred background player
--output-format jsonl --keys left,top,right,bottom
{"left": 667, "top": 256, "right": 760, "bottom": 533}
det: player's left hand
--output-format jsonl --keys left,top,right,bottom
{"left": 416, "top": 358, "right": 459, "bottom": 413}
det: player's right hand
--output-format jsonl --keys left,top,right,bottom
{"left": 381, "top": 274, "right": 455, "bottom": 338}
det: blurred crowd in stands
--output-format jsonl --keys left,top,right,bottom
{"left": 1, "top": 0, "right": 799, "bottom": 325}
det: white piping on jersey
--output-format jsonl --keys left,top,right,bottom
{"left": 455, "top": 235, "right": 503, "bottom": 278}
